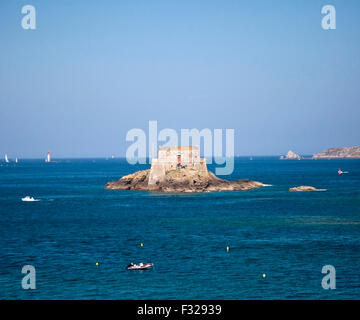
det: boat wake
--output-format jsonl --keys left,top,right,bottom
{"left": 262, "top": 184, "right": 273, "bottom": 187}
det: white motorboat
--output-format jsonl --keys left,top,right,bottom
{"left": 126, "top": 262, "right": 153, "bottom": 270}
{"left": 21, "top": 196, "right": 38, "bottom": 202}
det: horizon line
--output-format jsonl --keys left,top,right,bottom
{"left": 2, "top": 155, "right": 316, "bottom": 160}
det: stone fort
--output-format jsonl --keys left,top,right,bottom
{"left": 148, "top": 146, "right": 207, "bottom": 186}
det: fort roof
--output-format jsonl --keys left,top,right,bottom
{"left": 158, "top": 146, "right": 199, "bottom": 151}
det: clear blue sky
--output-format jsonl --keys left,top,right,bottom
{"left": 0, "top": 0, "right": 359, "bottom": 158}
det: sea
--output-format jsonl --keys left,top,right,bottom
{"left": 0, "top": 157, "right": 359, "bottom": 299}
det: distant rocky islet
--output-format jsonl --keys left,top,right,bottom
{"left": 312, "top": 146, "right": 360, "bottom": 159}
{"left": 106, "top": 146, "right": 264, "bottom": 193}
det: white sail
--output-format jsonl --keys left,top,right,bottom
{"left": 15, "top": 158, "right": 18, "bottom": 163}
{"left": 5, "top": 154, "right": 9, "bottom": 163}
{"left": 45, "top": 152, "right": 51, "bottom": 163}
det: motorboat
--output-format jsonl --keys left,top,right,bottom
{"left": 21, "top": 196, "right": 37, "bottom": 202}
{"left": 126, "top": 262, "right": 153, "bottom": 270}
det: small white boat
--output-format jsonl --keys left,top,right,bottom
{"left": 15, "top": 158, "right": 18, "bottom": 163}
{"left": 45, "top": 151, "right": 51, "bottom": 163}
{"left": 338, "top": 168, "right": 349, "bottom": 175}
{"left": 21, "top": 196, "right": 38, "bottom": 202}
{"left": 126, "top": 262, "right": 153, "bottom": 270}
{"left": 5, "top": 154, "right": 9, "bottom": 163}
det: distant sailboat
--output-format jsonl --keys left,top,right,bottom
{"left": 5, "top": 154, "right": 9, "bottom": 163}
{"left": 45, "top": 151, "right": 51, "bottom": 163}
{"left": 15, "top": 157, "right": 18, "bottom": 163}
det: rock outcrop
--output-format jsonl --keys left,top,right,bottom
{"left": 107, "top": 146, "right": 264, "bottom": 193}
{"left": 313, "top": 146, "right": 360, "bottom": 159}
{"left": 105, "top": 168, "right": 264, "bottom": 193}
{"left": 289, "top": 186, "right": 318, "bottom": 192}
{"left": 280, "top": 150, "right": 301, "bottom": 160}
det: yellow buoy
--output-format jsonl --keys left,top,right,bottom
{"left": 262, "top": 273, "right": 266, "bottom": 279}
{"left": 226, "top": 246, "right": 230, "bottom": 252}
{"left": 140, "top": 243, "right": 143, "bottom": 247}
{"left": 96, "top": 262, "right": 99, "bottom": 266}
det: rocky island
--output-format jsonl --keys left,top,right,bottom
{"left": 106, "top": 146, "right": 264, "bottom": 193}
{"left": 289, "top": 186, "right": 319, "bottom": 192}
{"left": 313, "top": 146, "right": 360, "bottom": 159}
{"left": 280, "top": 150, "right": 302, "bottom": 160}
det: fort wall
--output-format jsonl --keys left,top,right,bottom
{"left": 148, "top": 146, "right": 207, "bottom": 186}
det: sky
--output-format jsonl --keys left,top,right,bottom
{"left": 0, "top": 0, "right": 359, "bottom": 158}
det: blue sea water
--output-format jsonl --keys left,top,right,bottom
{"left": 0, "top": 157, "right": 359, "bottom": 299}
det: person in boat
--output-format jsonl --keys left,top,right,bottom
{"left": 126, "top": 262, "right": 134, "bottom": 269}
